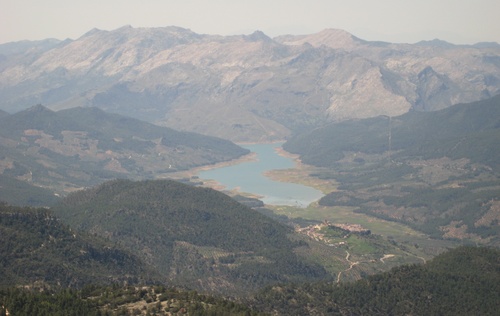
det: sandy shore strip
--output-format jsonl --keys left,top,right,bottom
{"left": 166, "top": 150, "right": 258, "bottom": 181}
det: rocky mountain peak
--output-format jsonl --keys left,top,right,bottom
{"left": 79, "top": 27, "right": 105, "bottom": 38}
{"left": 1, "top": 26, "right": 499, "bottom": 142}
{"left": 415, "top": 39, "right": 456, "bottom": 48}
{"left": 246, "top": 30, "right": 273, "bottom": 42}
{"left": 26, "top": 104, "right": 53, "bottom": 113}
{"left": 278, "top": 28, "right": 362, "bottom": 50}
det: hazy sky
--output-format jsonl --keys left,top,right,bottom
{"left": 1, "top": 0, "right": 499, "bottom": 45}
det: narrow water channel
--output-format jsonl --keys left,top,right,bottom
{"left": 197, "top": 143, "right": 323, "bottom": 207}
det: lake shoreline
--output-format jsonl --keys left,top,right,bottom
{"left": 167, "top": 141, "right": 294, "bottom": 183}
{"left": 167, "top": 151, "right": 258, "bottom": 180}
{"left": 195, "top": 143, "right": 324, "bottom": 207}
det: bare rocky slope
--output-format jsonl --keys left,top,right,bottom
{"left": 1, "top": 26, "right": 499, "bottom": 142}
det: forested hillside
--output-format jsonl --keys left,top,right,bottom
{"left": 284, "top": 95, "right": 500, "bottom": 245}
{"left": 284, "top": 94, "right": 500, "bottom": 170}
{"left": 0, "top": 285, "right": 267, "bottom": 316}
{"left": 0, "top": 105, "right": 248, "bottom": 197}
{"left": 252, "top": 246, "right": 500, "bottom": 315}
{"left": 0, "top": 203, "right": 154, "bottom": 288}
{"left": 2, "top": 232, "right": 499, "bottom": 315}
{"left": 52, "top": 179, "right": 327, "bottom": 295}
{"left": 0, "top": 175, "right": 59, "bottom": 207}
{"left": 0, "top": 285, "right": 268, "bottom": 316}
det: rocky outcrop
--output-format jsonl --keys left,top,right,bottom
{"left": 1, "top": 26, "right": 499, "bottom": 141}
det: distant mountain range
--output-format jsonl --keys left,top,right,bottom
{"left": 1, "top": 26, "right": 499, "bottom": 141}
{"left": 0, "top": 105, "right": 248, "bottom": 199}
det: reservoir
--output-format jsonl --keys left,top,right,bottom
{"left": 198, "top": 143, "right": 324, "bottom": 207}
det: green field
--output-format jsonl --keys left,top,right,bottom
{"left": 263, "top": 163, "right": 461, "bottom": 278}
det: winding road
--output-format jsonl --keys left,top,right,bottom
{"left": 336, "top": 251, "right": 360, "bottom": 283}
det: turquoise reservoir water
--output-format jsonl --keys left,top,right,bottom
{"left": 198, "top": 143, "right": 323, "bottom": 207}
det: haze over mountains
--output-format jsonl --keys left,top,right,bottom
{"left": 1, "top": 26, "right": 499, "bottom": 141}
{"left": 1, "top": 25, "right": 500, "bottom": 315}
{"left": 0, "top": 104, "right": 248, "bottom": 201}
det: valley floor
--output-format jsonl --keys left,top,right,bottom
{"left": 176, "top": 148, "right": 460, "bottom": 281}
